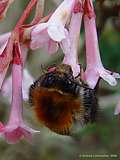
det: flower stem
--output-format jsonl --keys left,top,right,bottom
{"left": 31, "top": 0, "right": 45, "bottom": 24}
{"left": 14, "top": 0, "right": 37, "bottom": 30}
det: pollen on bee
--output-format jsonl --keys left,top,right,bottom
{"left": 30, "top": 86, "right": 84, "bottom": 135}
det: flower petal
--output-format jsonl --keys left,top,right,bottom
{"left": 0, "top": 63, "right": 9, "bottom": 88}
{"left": 3, "top": 127, "right": 23, "bottom": 144}
{"left": 31, "top": 23, "right": 48, "bottom": 36}
{"left": 44, "top": 39, "right": 59, "bottom": 54}
{"left": 47, "top": 25, "right": 66, "bottom": 42}
{"left": 99, "top": 69, "right": 117, "bottom": 86}
{"left": 0, "top": 38, "right": 13, "bottom": 88}
{"left": 2, "top": 124, "right": 40, "bottom": 144}
{"left": 31, "top": 28, "right": 49, "bottom": 50}
{"left": 0, "top": 32, "right": 11, "bottom": 47}
{"left": 84, "top": 68, "right": 99, "bottom": 89}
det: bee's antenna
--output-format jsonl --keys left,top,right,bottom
{"left": 75, "top": 64, "right": 84, "bottom": 79}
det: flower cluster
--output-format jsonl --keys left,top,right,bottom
{"left": 0, "top": 0, "right": 119, "bottom": 144}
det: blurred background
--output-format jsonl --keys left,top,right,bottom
{"left": 0, "top": 0, "right": 120, "bottom": 159}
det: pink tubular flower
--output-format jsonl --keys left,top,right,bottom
{"left": 0, "top": 33, "right": 27, "bottom": 90}
{"left": 61, "top": 1, "right": 83, "bottom": 77}
{"left": 30, "top": 0, "right": 76, "bottom": 54}
{"left": 84, "top": 0, "right": 120, "bottom": 89}
{"left": 0, "top": 0, "right": 42, "bottom": 144}
{"left": 0, "top": 43, "right": 39, "bottom": 144}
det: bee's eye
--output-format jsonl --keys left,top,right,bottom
{"left": 41, "top": 73, "right": 55, "bottom": 87}
{"left": 47, "top": 75, "right": 54, "bottom": 83}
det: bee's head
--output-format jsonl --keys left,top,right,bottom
{"left": 47, "top": 64, "right": 73, "bottom": 79}
{"left": 55, "top": 64, "right": 73, "bottom": 76}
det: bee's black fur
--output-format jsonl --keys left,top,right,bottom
{"left": 83, "top": 87, "right": 98, "bottom": 123}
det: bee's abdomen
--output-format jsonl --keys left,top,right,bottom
{"left": 30, "top": 87, "right": 83, "bottom": 135}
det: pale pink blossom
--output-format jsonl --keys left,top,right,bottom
{"left": 0, "top": 0, "right": 41, "bottom": 144}
{"left": 115, "top": 100, "right": 120, "bottom": 115}
{"left": 84, "top": 0, "right": 120, "bottom": 89}
{"left": 61, "top": 11, "right": 83, "bottom": 77}
{"left": 0, "top": 60, "right": 39, "bottom": 144}
{"left": 30, "top": 0, "right": 76, "bottom": 54}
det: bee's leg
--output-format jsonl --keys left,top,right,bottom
{"left": 74, "top": 64, "right": 81, "bottom": 79}
{"left": 41, "top": 64, "right": 47, "bottom": 74}
{"left": 75, "top": 64, "right": 87, "bottom": 86}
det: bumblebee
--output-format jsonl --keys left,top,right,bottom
{"left": 29, "top": 64, "right": 98, "bottom": 135}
